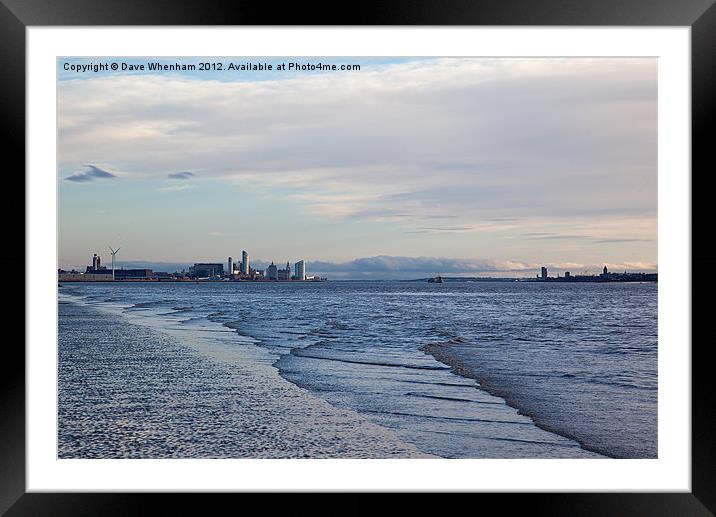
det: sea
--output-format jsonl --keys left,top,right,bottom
{"left": 58, "top": 280, "right": 657, "bottom": 459}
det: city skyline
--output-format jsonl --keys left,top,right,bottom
{"left": 63, "top": 249, "right": 657, "bottom": 281}
{"left": 58, "top": 57, "right": 657, "bottom": 277}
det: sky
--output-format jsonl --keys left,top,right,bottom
{"left": 58, "top": 57, "right": 657, "bottom": 279}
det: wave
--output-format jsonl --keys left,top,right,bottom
{"left": 405, "top": 392, "right": 505, "bottom": 405}
{"left": 420, "top": 337, "right": 626, "bottom": 458}
{"left": 289, "top": 349, "right": 450, "bottom": 371}
{"left": 361, "top": 408, "right": 535, "bottom": 425}
{"left": 125, "top": 300, "right": 167, "bottom": 310}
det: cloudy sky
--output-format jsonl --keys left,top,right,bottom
{"left": 58, "top": 57, "right": 657, "bottom": 278}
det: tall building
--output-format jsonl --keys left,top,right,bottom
{"left": 228, "top": 257, "right": 233, "bottom": 276}
{"left": 602, "top": 265, "right": 609, "bottom": 276}
{"left": 541, "top": 266, "right": 548, "bottom": 279}
{"left": 87, "top": 253, "right": 107, "bottom": 273}
{"left": 241, "top": 250, "right": 249, "bottom": 274}
{"left": 294, "top": 260, "right": 306, "bottom": 281}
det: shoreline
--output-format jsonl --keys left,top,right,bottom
{"left": 421, "top": 340, "right": 623, "bottom": 459}
{"left": 58, "top": 293, "right": 432, "bottom": 459}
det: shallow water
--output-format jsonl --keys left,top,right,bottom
{"left": 58, "top": 280, "right": 656, "bottom": 458}
{"left": 58, "top": 300, "right": 428, "bottom": 458}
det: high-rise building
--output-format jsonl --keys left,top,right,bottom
{"left": 602, "top": 265, "right": 608, "bottom": 276}
{"left": 228, "top": 257, "right": 233, "bottom": 276}
{"left": 294, "top": 260, "right": 306, "bottom": 281}
{"left": 241, "top": 250, "right": 249, "bottom": 274}
{"left": 541, "top": 266, "right": 548, "bottom": 279}
{"left": 92, "top": 254, "right": 99, "bottom": 271}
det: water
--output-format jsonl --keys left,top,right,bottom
{"left": 58, "top": 281, "right": 657, "bottom": 459}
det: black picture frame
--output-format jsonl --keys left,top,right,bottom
{"left": 3, "top": 0, "right": 713, "bottom": 513}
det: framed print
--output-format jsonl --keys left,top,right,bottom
{"left": 4, "top": 0, "right": 714, "bottom": 513}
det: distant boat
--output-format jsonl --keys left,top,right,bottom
{"left": 428, "top": 275, "right": 443, "bottom": 283}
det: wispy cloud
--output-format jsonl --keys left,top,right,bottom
{"left": 156, "top": 183, "right": 197, "bottom": 192}
{"left": 523, "top": 233, "right": 592, "bottom": 240}
{"left": 65, "top": 164, "right": 116, "bottom": 182}
{"left": 404, "top": 226, "right": 473, "bottom": 234}
{"left": 593, "top": 238, "right": 655, "bottom": 243}
{"left": 168, "top": 171, "right": 194, "bottom": 179}
{"left": 58, "top": 59, "right": 656, "bottom": 226}
{"left": 58, "top": 58, "right": 657, "bottom": 265}
{"left": 519, "top": 232, "right": 655, "bottom": 243}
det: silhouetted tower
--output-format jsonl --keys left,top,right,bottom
{"left": 241, "top": 251, "right": 249, "bottom": 274}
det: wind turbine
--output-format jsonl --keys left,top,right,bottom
{"left": 108, "top": 246, "right": 120, "bottom": 281}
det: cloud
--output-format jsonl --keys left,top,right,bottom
{"left": 293, "top": 255, "right": 657, "bottom": 279}
{"left": 156, "top": 183, "right": 197, "bottom": 192}
{"left": 64, "top": 174, "right": 93, "bottom": 182}
{"left": 314, "top": 256, "right": 534, "bottom": 274}
{"left": 65, "top": 164, "right": 116, "bottom": 182}
{"left": 404, "top": 226, "right": 473, "bottom": 234}
{"left": 58, "top": 59, "right": 656, "bottom": 219}
{"left": 58, "top": 58, "right": 657, "bottom": 262}
{"left": 593, "top": 238, "right": 655, "bottom": 243}
{"left": 523, "top": 233, "right": 592, "bottom": 240}
{"left": 168, "top": 171, "right": 194, "bottom": 179}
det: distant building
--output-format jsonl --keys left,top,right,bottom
{"left": 266, "top": 262, "right": 278, "bottom": 280}
{"left": 115, "top": 268, "right": 154, "bottom": 280}
{"left": 228, "top": 257, "right": 233, "bottom": 277}
{"left": 59, "top": 271, "right": 112, "bottom": 282}
{"left": 241, "top": 251, "right": 249, "bottom": 275}
{"left": 564, "top": 271, "right": 571, "bottom": 278}
{"left": 541, "top": 266, "right": 548, "bottom": 279}
{"left": 86, "top": 253, "right": 109, "bottom": 273}
{"left": 294, "top": 260, "right": 306, "bottom": 281}
{"left": 192, "top": 263, "right": 224, "bottom": 278}
{"left": 602, "top": 265, "right": 609, "bottom": 276}
{"left": 278, "top": 261, "right": 291, "bottom": 281}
